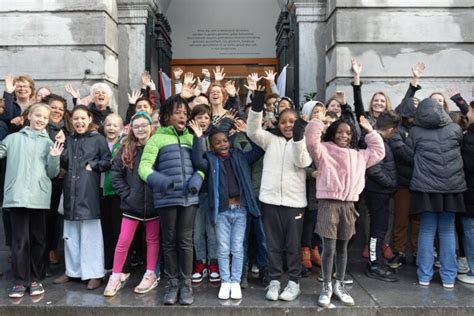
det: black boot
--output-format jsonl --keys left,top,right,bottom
{"left": 163, "top": 278, "right": 180, "bottom": 305}
{"left": 179, "top": 279, "right": 194, "bottom": 305}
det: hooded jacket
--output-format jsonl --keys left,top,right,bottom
{"left": 408, "top": 98, "right": 466, "bottom": 194}
{"left": 138, "top": 126, "right": 204, "bottom": 209}
{"left": 388, "top": 97, "right": 417, "bottom": 187}
{"left": 61, "top": 131, "right": 111, "bottom": 220}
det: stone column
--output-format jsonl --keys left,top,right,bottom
{"left": 293, "top": 0, "right": 327, "bottom": 103}
{"left": 117, "top": 0, "right": 160, "bottom": 114}
{"left": 325, "top": 0, "right": 473, "bottom": 109}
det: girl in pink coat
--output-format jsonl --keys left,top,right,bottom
{"left": 305, "top": 116, "right": 384, "bottom": 308}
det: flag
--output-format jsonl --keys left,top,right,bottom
{"left": 159, "top": 69, "right": 172, "bottom": 103}
{"left": 276, "top": 64, "right": 288, "bottom": 97}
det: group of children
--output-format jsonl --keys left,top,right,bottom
{"left": 0, "top": 61, "right": 472, "bottom": 308}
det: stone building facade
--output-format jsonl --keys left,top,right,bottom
{"left": 0, "top": 0, "right": 472, "bottom": 113}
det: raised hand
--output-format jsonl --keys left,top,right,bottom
{"left": 65, "top": 83, "right": 80, "bottom": 99}
{"left": 184, "top": 72, "right": 196, "bottom": 86}
{"left": 255, "top": 85, "right": 265, "bottom": 92}
{"left": 411, "top": 62, "right": 426, "bottom": 78}
{"left": 4, "top": 74, "right": 15, "bottom": 93}
{"left": 11, "top": 116, "right": 24, "bottom": 126}
{"left": 224, "top": 80, "right": 236, "bottom": 97}
{"left": 180, "top": 83, "right": 195, "bottom": 99}
{"left": 141, "top": 70, "right": 152, "bottom": 87}
{"left": 77, "top": 94, "right": 93, "bottom": 106}
{"left": 49, "top": 141, "right": 64, "bottom": 157}
{"left": 263, "top": 69, "right": 276, "bottom": 82}
{"left": 188, "top": 120, "right": 203, "bottom": 137}
{"left": 335, "top": 91, "right": 346, "bottom": 105}
{"left": 213, "top": 66, "right": 226, "bottom": 82}
{"left": 234, "top": 119, "right": 247, "bottom": 133}
{"left": 244, "top": 74, "right": 257, "bottom": 92}
{"left": 127, "top": 89, "right": 143, "bottom": 104}
{"left": 173, "top": 67, "right": 183, "bottom": 80}
{"left": 359, "top": 116, "right": 373, "bottom": 133}
{"left": 447, "top": 87, "right": 460, "bottom": 98}
{"left": 55, "top": 130, "right": 66, "bottom": 143}
{"left": 225, "top": 108, "right": 239, "bottom": 121}
{"left": 351, "top": 58, "right": 362, "bottom": 76}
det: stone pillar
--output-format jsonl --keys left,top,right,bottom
{"left": 0, "top": 0, "right": 119, "bottom": 110}
{"left": 294, "top": 0, "right": 327, "bottom": 103}
{"left": 325, "top": 0, "right": 473, "bottom": 109}
{"left": 117, "top": 0, "right": 160, "bottom": 114}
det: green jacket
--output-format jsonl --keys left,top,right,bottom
{"left": 0, "top": 127, "right": 60, "bottom": 209}
{"left": 103, "top": 141, "right": 121, "bottom": 196}
{"left": 138, "top": 125, "right": 204, "bottom": 208}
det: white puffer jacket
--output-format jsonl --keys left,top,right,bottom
{"left": 247, "top": 110, "right": 312, "bottom": 208}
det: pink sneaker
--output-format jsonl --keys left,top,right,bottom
{"left": 134, "top": 273, "right": 158, "bottom": 294}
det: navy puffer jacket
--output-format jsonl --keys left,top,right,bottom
{"left": 408, "top": 98, "right": 466, "bottom": 193}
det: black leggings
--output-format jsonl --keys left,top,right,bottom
{"left": 321, "top": 238, "right": 349, "bottom": 283}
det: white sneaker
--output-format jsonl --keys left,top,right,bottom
{"left": 265, "top": 280, "right": 280, "bottom": 301}
{"left": 333, "top": 280, "right": 354, "bottom": 306}
{"left": 457, "top": 273, "right": 474, "bottom": 284}
{"left": 230, "top": 282, "right": 242, "bottom": 299}
{"left": 457, "top": 257, "right": 470, "bottom": 274}
{"left": 318, "top": 282, "right": 333, "bottom": 307}
{"left": 278, "top": 280, "right": 301, "bottom": 301}
{"left": 218, "top": 282, "right": 231, "bottom": 300}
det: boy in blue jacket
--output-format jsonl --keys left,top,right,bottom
{"left": 190, "top": 121, "right": 262, "bottom": 301}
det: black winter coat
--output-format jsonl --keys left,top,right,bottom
{"left": 389, "top": 97, "right": 418, "bottom": 187}
{"left": 61, "top": 131, "right": 111, "bottom": 220}
{"left": 408, "top": 98, "right": 466, "bottom": 194}
{"left": 366, "top": 140, "right": 397, "bottom": 194}
{"left": 462, "top": 123, "right": 474, "bottom": 217}
{"left": 111, "top": 146, "right": 157, "bottom": 221}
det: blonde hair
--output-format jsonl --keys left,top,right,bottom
{"left": 13, "top": 75, "right": 36, "bottom": 100}
{"left": 103, "top": 113, "right": 124, "bottom": 130}
{"left": 369, "top": 92, "right": 392, "bottom": 117}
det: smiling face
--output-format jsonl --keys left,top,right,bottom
{"left": 210, "top": 132, "right": 230, "bottom": 156}
{"left": 131, "top": 116, "right": 152, "bottom": 143}
{"left": 36, "top": 87, "right": 51, "bottom": 102}
{"left": 311, "top": 105, "right": 326, "bottom": 120}
{"left": 15, "top": 79, "right": 33, "bottom": 101}
{"left": 278, "top": 110, "right": 297, "bottom": 139}
{"left": 333, "top": 122, "right": 352, "bottom": 148}
{"left": 28, "top": 106, "right": 50, "bottom": 131}
{"left": 278, "top": 99, "right": 292, "bottom": 114}
{"left": 209, "top": 86, "right": 224, "bottom": 107}
{"left": 72, "top": 108, "right": 92, "bottom": 134}
{"left": 194, "top": 113, "right": 211, "bottom": 131}
{"left": 135, "top": 100, "right": 153, "bottom": 115}
{"left": 104, "top": 115, "right": 122, "bottom": 142}
{"left": 49, "top": 100, "right": 65, "bottom": 124}
{"left": 371, "top": 93, "right": 387, "bottom": 117}
{"left": 166, "top": 103, "right": 188, "bottom": 132}
{"left": 327, "top": 100, "right": 342, "bottom": 117}
{"left": 93, "top": 88, "right": 110, "bottom": 109}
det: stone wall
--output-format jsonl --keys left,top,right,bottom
{"left": 0, "top": 0, "right": 120, "bottom": 111}
{"left": 295, "top": 0, "right": 473, "bottom": 109}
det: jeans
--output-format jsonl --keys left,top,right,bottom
{"left": 417, "top": 212, "right": 457, "bottom": 284}
{"left": 462, "top": 217, "right": 474, "bottom": 275}
{"left": 193, "top": 192, "right": 217, "bottom": 261}
{"left": 216, "top": 204, "right": 247, "bottom": 283}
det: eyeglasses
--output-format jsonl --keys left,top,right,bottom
{"left": 16, "top": 85, "right": 31, "bottom": 89}
{"left": 132, "top": 123, "right": 150, "bottom": 130}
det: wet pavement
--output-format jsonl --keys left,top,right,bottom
{"left": 0, "top": 214, "right": 473, "bottom": 315}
